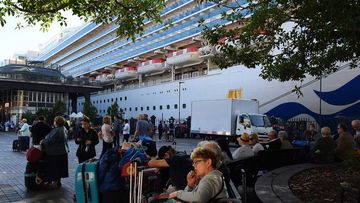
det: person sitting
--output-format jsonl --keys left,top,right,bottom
{"left": 335, "top": 123, "right": 355, "bottom": 161}
{"left": 312, "top": 127, "right": 337, "bottom": 163}
{"left": 197, "top": 141, "right": 231, "bottom": 197}
{"left": 303, "top": 123, "right": 320, "bottom": 141}
{"left": 279, "top": 131, "right": 293, "bottom": 149}
{"left": 232, "top": 133, "right": 254, "bottom": 160}
{"left": 215, "top": 138, "right": 233, "bottom": 164}
{"left": 351, "top": 119, "right": 360, "bottom": 150}
{"left": 263, "top": 130, "right": 282, "bottom": 150}
{"left": 168, "top": 147, "right": 228, "bottom": 202}
{"left": 148, "top": 146, "right": 193, "bottom": 192}
{"left": 250, "top": 133, "right": 264, "bottom": 155}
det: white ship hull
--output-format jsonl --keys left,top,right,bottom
{"left": 78, "top": 64, "right": 360, "bottom": 126}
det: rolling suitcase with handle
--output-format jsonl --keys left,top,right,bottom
{"left": 75, "top": 159, "right": 100, "bottom": 203}
{"left": 12, "top": 140, "right": 20, "bottom": 151}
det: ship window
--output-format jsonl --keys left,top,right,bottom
{"left": 120, "top": 97, "right": 122, "bottom": 101}
{"left": 135, "top": 107, "right": 138, "bottom": 111}
{"left": 174, "top": 104, "right": 178, "bottom": 109}
{"left": 167, "top": 105, "right": 170, "bottom": 109}
{"left": 124, "top": 108, "right": 127, "bottom": 111}
{"left": 160, "top": 105, "right": 163, "bottom": 110}
{"left": 153, "top": 106, "right": 156, "bottom": 110}
{"left": 115, "top": 98, "right": 118, "bottom": 101}
{"left": 129, "top": 107, "right": 132, "bottom": 112}
{"left": 111, "top": 98, "right": 114, "bottom": 102}
{"left": 103, "top": 100, "right": 106, "bottom": 103}
{"left": 125, "top": 96, "right": 127, "bottom": 100}
{"left": 182, "top": 104, "right": 186, "bottom": 109}
{"left": 147, "top": 106, "right": 149, "bottom": 110}
{"left": 100, "top": 100, "right": 102, "bottom": 103}
{"left": 97, "top": 100, "right": 99, "bottom": 103}
{"left": 141, "top": 107, "right": 144, "bottom": 111}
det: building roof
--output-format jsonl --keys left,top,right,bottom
{"left": 0, "top": 64, "right": 64, "bottom": 78}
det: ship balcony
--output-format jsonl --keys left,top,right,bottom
{"left": 137, "top": 58, "right": 168, "bottom": 74}
{"left": 115, "top": 67, "right": 138, "bottom": 80}
{"left": 166, "top": 47, "right": 204, "bottom": 67}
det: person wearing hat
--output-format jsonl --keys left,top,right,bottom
{"left": 232, "top": 133, "right": 255, "bottom": 160}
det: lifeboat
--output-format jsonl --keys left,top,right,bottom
{"left": 137, "top": 58, "right": 167, "bottom": 74}
{"left": 115, "top": 67, "right": 137, "bottom": 79}
{"left": 95, "top": 74, "right": 109, "bottom": 82}
{"left": 166, "top": 47, "right": 203, "bottom": 67}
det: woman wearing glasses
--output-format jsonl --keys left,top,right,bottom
{"left": 168, "top": 147, "right": 228, "bottom": 202}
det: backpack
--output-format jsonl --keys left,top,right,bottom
{"left": 98, "top": 148, "right": 124, "bottom": 192}
{"left": 119, "top": 147, "right": 147, "bottom": 177}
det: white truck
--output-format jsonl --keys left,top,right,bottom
{"left": 190, "top": 99, "right": 273, "bottom": 140}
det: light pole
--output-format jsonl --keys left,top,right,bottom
{"left": 178, "top": 81, "right": 184, "bottom": 129}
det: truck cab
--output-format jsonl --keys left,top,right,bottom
{"left": 236, "top": 113, "right": 273, "bottom": 139}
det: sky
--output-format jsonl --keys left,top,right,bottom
{"left": 0, "top": 13, "right": 84, "bottom": 60}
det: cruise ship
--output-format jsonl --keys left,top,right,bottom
{"left": 35, "top": 0, "right": 360, "bottom": 128}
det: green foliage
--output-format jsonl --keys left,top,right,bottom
{"left": 52, "top": 100, "right": 67, "bottom": 116}
{"left": 107, "top": 102, "right": 119, "bottom": 118}
{"left": 199, "top": 0, "right": 360, "bottom": 82}
{"left": 34, "top": 101, "right": 66, "bottom": 125}
{"left": 21, "top": 111, "right": 37, "bottom": 125}
{"left": 0, "top": 0, "right": 166, "bottom": 40}
{"left": 83, "top": 101, "right": 97, "bottom": 122}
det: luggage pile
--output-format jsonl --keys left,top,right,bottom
{"left": 75, "top": 141, "right": 161, "bottom": 203}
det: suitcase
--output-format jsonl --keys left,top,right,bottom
{"left": 75, "top": 160, "right": 100, "bottom": 203}
{"left": 142, "top": 167, "right": 162, "bottom": 194}
{"left": 24, "top": 162, "right": 41, "bottom": 190}
{"left": 18, "top": 136, "right": 30, "bottom": 151}
{"left": 12, "top": 140, "right": 20, "bottom": 151}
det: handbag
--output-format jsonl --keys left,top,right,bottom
{"left": 26, "top": 145, "right": 44, "bottom": 163}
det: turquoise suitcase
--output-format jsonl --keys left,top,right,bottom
{"left": 75, "top": 160, "right": 100, "bottom": 203}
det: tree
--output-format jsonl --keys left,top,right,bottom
{"left": 0, "top": 0, "right": 166, "bottom": 40}
{"left": 107, "top": 102, "right": 119, "bottom": 118}
{"left": 21, "top": 110, "right": 37, "bottom": 125}
{"left": 83, "top": 101, "right": 97, "bottom": 122}
{"left": 52, "top": 100, "right": 67, "bottom": 116}
{"left": 36, "top": 108, "right": 53, "bottom": 125}
{"left": 200, "top": 0, "right": 360, "bottom": 82}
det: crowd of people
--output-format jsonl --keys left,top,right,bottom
{"left": 10, "top": 112, "right": 360, "bottom": 201}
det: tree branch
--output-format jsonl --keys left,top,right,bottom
{"left": 11, "top": 1, "right": 74, "bottom": 14}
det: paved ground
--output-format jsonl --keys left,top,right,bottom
{"left": 0, "top": 132, "right": 201, "bottom": 203}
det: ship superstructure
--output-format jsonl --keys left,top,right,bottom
{"left": 36, "top": 0, "right": 360, "bottom": 126}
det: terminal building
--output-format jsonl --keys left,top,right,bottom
{"left": 0, "top": 61, "right": 101, "bottom": 124}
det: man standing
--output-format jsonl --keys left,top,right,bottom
{"left": 113, "top": 115, "right": 122, "bottom": 147}
{"left": 31, "top": 116, "right": 52, "bottom": 145}
{"left": 158, "top": 121, "right": 164, "bottom": 141}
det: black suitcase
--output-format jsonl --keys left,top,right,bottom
{"left": 12, "top": 140, "right": 20, "bottom": 151}
{"left": 18, "top": 136, "right": 30, "bottom": 151}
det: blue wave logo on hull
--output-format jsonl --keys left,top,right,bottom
{"left": 314, "top": 75, "right": 360, "bottom": 106}
{"left": 266, "top": 102, "right": 360, "bottom": 123}
{"left": 266, "top": 73, "right": 360, "bottom": 125}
